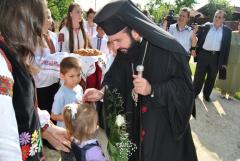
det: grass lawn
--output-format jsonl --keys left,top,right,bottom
{"left": 189, "top": 62, "right": 240, "bottom": 100}
{"left": 235, "top": 92, "right": 240, "bottom": 100}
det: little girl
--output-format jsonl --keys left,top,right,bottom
{"left": 63, "top": 103, "right": 107, "bottom": 161}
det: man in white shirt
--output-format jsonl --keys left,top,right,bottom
{"left": 193, "top": 10, "right": 232, "bottom": 102}
{"left": 169, "top": 7, "right": 197, "bottom": 61}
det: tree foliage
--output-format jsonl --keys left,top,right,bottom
{"left": 146, "top": 0, "right": 197, "bottom": 23}
{"left": 175, "top": 0, "right": 197, "bottom": 13}
{"left": 47, "top": 0, "right": 73, "bottom": 21}
{"left": 146, "top": 0, "right": 170, "bottom": 23}
{"left": 199, "top": 0, "right": 234, "bottom": 21}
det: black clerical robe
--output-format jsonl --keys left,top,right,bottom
{"left": 102, "top": 39, "right": 197, "bottom": 161}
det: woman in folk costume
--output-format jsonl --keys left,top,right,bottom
{"left": 216, "top": 21, "right": 240, "bottom": 99}
{"left": 0, "top": 0, "right": 70, "bottom": 160}
{"left": 59, "top": 3, "right": 91, "bottom": 53}
{"left": 85, "top": 8, "right": 98, "bottom": 38}
{"left": 33, "top": 8, "right": 61, "bottom": 150}
{"left": 33, "top": 8, "right": 60, "bottom": 115}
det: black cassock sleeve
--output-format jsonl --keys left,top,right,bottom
{"left": 150, "top": 53, "right": 194, "bottom": 140}
{"left": 102, "top": 54, "right": 128, "bottom": 94}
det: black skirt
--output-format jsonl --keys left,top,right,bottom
{"left": 37, "top": 82, "right": 60, "bottom": 114}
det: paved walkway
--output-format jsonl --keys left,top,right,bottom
{"left": 191, "top": 90, "right": 240, "bottom": 161}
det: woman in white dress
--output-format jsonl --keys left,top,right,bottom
{"left": 34, "top": 9, "right": 60, "bottom": 115}
{"left": 59, "top": 3, "right": 91, "bottom": 53}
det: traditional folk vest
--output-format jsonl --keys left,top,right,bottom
{"left": 0, "top": 41, "right": 43, "bottom": 161}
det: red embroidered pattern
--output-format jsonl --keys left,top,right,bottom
{"left": 0, "top": 76, "right": 13, "bottom": 97}
{"left": 21, "top": 145, "right": 30, "bottom": 161}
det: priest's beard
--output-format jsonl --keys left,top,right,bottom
{"left": 118, "top": 34, "right": 139, "bottom": 54}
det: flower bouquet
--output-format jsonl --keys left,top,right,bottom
{"left": 104, "top": 87, "right": 137, "bottom": 161}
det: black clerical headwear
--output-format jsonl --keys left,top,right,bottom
{"left": 94, "top": 0, "right": 187, "bottom": 54}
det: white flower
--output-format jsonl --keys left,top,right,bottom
{"left": 115, "top": 114, "right": 125, "bottom": 127}
{"left": 29, "top": 142, "right": 38, "bottom": 156}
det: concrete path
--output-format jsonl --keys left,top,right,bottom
{"left": 191, "top": 90, "right": 240, "bottom": 161}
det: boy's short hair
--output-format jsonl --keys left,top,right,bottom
{"left": 60, "top": 57, "right": 81, "bottom": 74}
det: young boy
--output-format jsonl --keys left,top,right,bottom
{"left": 51, "top": 57, "right": 83, "bottom": 161}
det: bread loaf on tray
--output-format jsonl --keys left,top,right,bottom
{"left": 73, "top": 49, "right": 102, "bottom": 56}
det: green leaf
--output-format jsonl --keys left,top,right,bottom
{"left": 107, "top": 142, "right": 127, "bottom": 161}
{"left": 146, "top": 0, "right": 197, "bottom": 23}
{"left": 48, "top": 0, "right": 74, "bottom": 22}
{"left": 104, "top": 88, "right": 136, "bottom": 161}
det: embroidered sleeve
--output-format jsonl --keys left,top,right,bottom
{"left": 0, "top": 52, "right": 22, "bottom": 161}
{"left": 0, "top": 49, "right": 13, "bottom": 97}
{"left": 0, "top": 75, "right": 13, "bottom": 97}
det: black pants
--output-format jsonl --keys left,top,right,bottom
{"left": 193, "top": 50, "right": 219, "bottom": 98}
{"left": 37, "top": 82, "right": 60, "bottom": 149}
{"left": 37, "top": 82, "right": 60, "bottom": 114}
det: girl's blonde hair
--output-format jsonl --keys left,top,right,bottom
{"left": 63, "top": 103, "right": 98, "bottom": 142}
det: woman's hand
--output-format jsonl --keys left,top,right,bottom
{"left": 42, "top": 125, "right": 71, "bottom": 152}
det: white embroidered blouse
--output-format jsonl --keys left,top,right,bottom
{"left": 59, "top": 26, "right": 85, "bottom": 52}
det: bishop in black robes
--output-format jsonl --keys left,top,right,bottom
{"left": 84, "top": 1, "right": 198, "bottom": 161}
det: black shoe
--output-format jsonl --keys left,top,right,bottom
{"left": 203, "top": 95, "right": 211, "bottom": 102}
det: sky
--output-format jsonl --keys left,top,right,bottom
{"left": 76, "top": 0, "right": 240, "bottom": 11}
